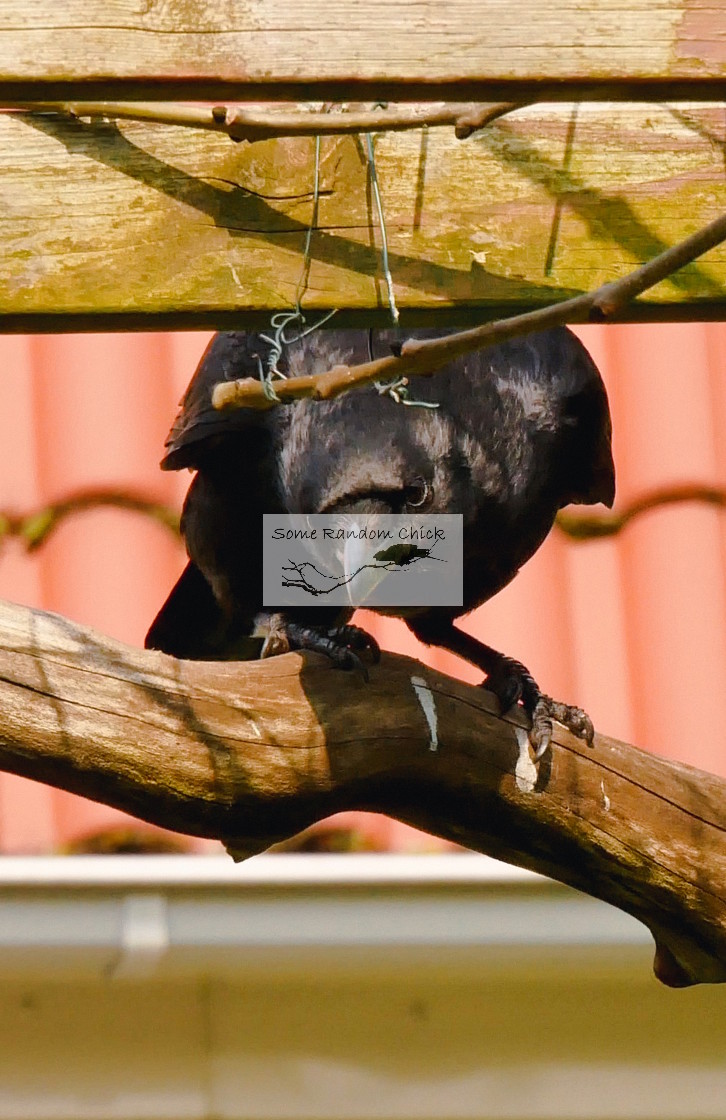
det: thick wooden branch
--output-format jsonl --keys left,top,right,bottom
{"left": 0, "top": 597, "right": 724, "bottom": 988}
{"left": 1, "top": 1, "right": 726, "bottom": 101}
{"left": 3, "top": 103, "right": 726, "bottom": 329}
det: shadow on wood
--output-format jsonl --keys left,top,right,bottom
{"left": 4, "top": 104, "right": 726, "bottom": 329}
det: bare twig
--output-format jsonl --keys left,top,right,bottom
{"left": 557, "top": 484, "right": 726, "bottom": 540}
{"left": 0, "top": 489, "right": 179, "bottom": 551}
{"left": 212, "top": 210, "right": 726, "bottom": 412}
{"left": 5, "top": 100, "right": 524, "bottom": 142}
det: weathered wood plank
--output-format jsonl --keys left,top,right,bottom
{"left": 2, "top": 103, "right": 726, "bottom": 329}
{"left": 1, "top": 1, "right": 726, "bottom": 100}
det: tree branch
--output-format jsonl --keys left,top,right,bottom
{"left": 0, "top": 488, "right": 179, "bottom": 551}
{"left": 556, "top": 484, "right": 726, "bottom": 540}
{"left": 212, "top": 210, "right": 726, "bottom": 412}
{"left": 0, "top": 596, "right": 724, "bottom": 988}
{"left": 5, "top": 100, "right": 524, "bottom": 143}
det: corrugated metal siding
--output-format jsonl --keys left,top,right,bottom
{"left": 0, "top": 324, "right": 724, "bottom": 852}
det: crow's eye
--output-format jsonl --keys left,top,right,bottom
{"left": 406, "top": 478, "right": 433, "bottom": 509}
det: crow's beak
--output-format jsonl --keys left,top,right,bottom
{"left": 342, "top": 527, "right": 389, "bottom": 606}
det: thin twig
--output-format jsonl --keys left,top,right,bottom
{"left": 556, "top": 483, "right": 726, "bottom": 539}
{"left": 0, "top": 490, "right": 179, "bottom": 551}
{"left": 5, "top": 100, "right": 525, "bottom": 143}
{"left": 212, "top": 210, "right": 726, "bottom": 412}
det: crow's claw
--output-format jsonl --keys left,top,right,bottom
{"left": 528, "top": 695, "right": 594, "bottom": 759}
{"left": 529, "top": 697, "right": 555, "bottom": 760}
{"left": 545, "top": 699, "right": 594, "bottom": 746}
{"left": 328, "top": 624, "right": 381, "bottom": 663}
{"left": 284, "top": 621, "right": 370, "bottom": 681}
{"left": 340, "top": 648, "right": 369, "bottom": 681}
{"left": 482, "top": 657, "right": 594, "bottom": 758}
{"left": 482, "top": 656, "right": 539, "bottom": 715}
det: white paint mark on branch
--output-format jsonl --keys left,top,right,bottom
{"left": 514, "top": 727, "right": 537, "bottom": 793}
{"left": 601, "top": 780, "right": 611, "bottom": 812}
{"left": 411, "top": 675, "right": 439, "bottom": 751}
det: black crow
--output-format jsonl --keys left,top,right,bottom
{"left": 146, "top": 327, "right": 615, "bottom": 755}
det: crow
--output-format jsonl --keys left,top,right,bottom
{"left": 146, "top": 327, "right": 615, "bottom": 755}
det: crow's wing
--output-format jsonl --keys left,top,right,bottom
{"left": 149, "top": 334, "right": 281, "bottom": 656}
{"left": 161, "top": 333, "right": 272, "bottom": 471}
{"left": 145, "top": 560, "right": 222, "bottom": 656}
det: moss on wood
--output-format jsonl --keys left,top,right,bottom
{"left": 1, "top": 104, "right": 726, "bottom": 328}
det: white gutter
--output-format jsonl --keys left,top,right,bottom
{"left": 0, "top": 854, "right": 652, "bottom": 982}
{"left": 0, "top": 852, "right": 540, "bottom": 887}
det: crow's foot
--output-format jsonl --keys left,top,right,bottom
{"left": 327, "top": 624, "right": 381, "bottom": 664}
{"left": 528, "top": 695, "right": 594, "bottom": 759}
{"left": 284, "top": 621, "right": 372, "bottom": 680}
{"left": 483, "top": 655, "right": 539, "bottom": 715}
{"left": 483, "top": 656, "right": 594, "bottom": 758}
{"left": 258, "top": 613, "right": 292, "bottom": 659}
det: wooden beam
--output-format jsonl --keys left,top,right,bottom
{"left": 2, "top": 1, "right": 726, "bottom": 101}
{"left": 0, "top": 595, "right": 725, "bottom": 988}
{"left": 2, "top": 104, "right": 726, "bottom": 329}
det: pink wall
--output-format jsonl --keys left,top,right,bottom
{"left": 0, "top": 324, "right": 725, "bottom": 852}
